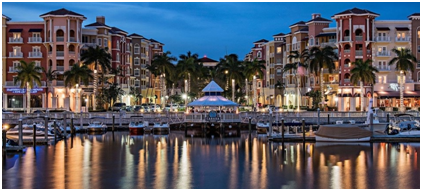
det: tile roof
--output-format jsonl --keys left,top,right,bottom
{"left": 408, "top": 13, "right": 420, "bottom": 17}
{"left": 395, "top": 27, "right": 409, "bottom": 31}
{"left": 2, "top": 14, "right": 11, "bottom": 21}
{"left": 332, "top": 7, "right": 379, "bottom": 17}
{"left": 273, "top": 32, "right": 285, "bottom": 36}
{"left": 254, "top": 39, "right": 268, "bottom": 43}
{"left": 109, "top": 27, "right": 128, "bottom": 34}
{"left": 40, "top": 8, "right": 85, "bottom": 18}
{"left": 289, "top": 21, "right": 306, "bottom": 27}
{"left": 149, "top": 38, "right": 164, "bottom": 45}
{"left": 128, "top": 33, "right": 145, "bottom": 38}
{"left": 376, "top": 27, "right": 390, "bottom": 31}
{"left": 85, "top": 22, "right": 111, "bottom": 28}
{"left": 198, "top": 57, "right": 218, "bottom": 63}
{"left": 294, "top": 27, "right": 308, "bottom": 33}
{"left": 307, "top": 17, "right": 332, "bottom": 23}
{"left": 315, "top": 32, "right": 336, "bottom": 37}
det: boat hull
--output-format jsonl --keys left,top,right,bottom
{"left": 256, "top": 127, "right": 268, "bottom": 134}
{"left": 129, "top": 127, "right": 145, "bottom": 135}
{"left": 315, "top": 136, "right": 371, "bottom": 142}
{"left": 153, "top": 126, "right": 170, "bottom": 135}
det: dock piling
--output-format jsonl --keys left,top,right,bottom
{"left": 44, "top": 116, "right": 49, "bottom": 141}
{"left": 248, "top": 117, "right": 252, "bottom": 140}
{"left": 281, "top": 118, "right": 285, "bottom": 142}
{"left": 370, "top": 113, "right": 374, "bottom": 133}
{"left": 112, "top": 114, "right": 115, "bottom": 132}
{"left": 33, "top": 124, "right": 36, "bottom": 147}
{"left": 63, "top": 113, "right": 67, "bottom": 138}
{"left": 386, "top": 113, "right": 390, "bottom": 123}
{"left": 18, "top": 119, "right": 23, "bottom": 146}
{"left": 71, "top": 115, "right": 74, "bottom": 135}
{"left": 302, "top": 118, "right": 305, "bottom": 142}
{"left": 2, "top": 130, "right": 6, "bottom": 150}
{"left": 327, "top": 114, "right": 330, "bottom": 124}
{"left": 53, "top": 120, "right": 57, "bottom": 141}
{"left": 317, "top": 108, "right": 320, "bottom": 126}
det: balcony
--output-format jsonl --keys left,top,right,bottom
{"left": 56, "top": 81, "right": 64, "bottom": 86}
{"left": 69, "top": 37, "right": 76, "bottom": 42}
{"left": 376, "top": 36, "right": 391, "bottom": 42}
{"left": 69, "top": 51, "right": 75, "bottom": 55}
{"left": 9, "top": 37, "right": 23, "bottom": 43}
{"left": 344, "top": 36, "right": 350, "bottom": 41}
{"left": 321, "top": 42, "right": 336, "bottom": 47}
{"left": 344, "top": 79, "right": 351, "bottom": 83}
{"left": 344, "top": 49, "right": 351, "bottom": 54}
{"left": 121, "top": 84, "right": 129, "bottom": 88}
{"left": 56, "top": 51, "right": 64, "bottom": 57}
{"left": 377, "top": 66, "right": 391, "bottom": 71}
{"left": 141, "top": 64, "right": 147, "bottom": 69}
{"left": 141, "top": 75, "right": 146, "bottom": 79}
{"left": 396, "top": 37, "right": 410, "bottom": 42}
{"left": 355, "top": 50, "right": 363, "bottom": 56}
{"left": 56, "top": 36, "right": 64, "bottom": 42}
{"left": 9, "top": 67, "right": 19, "bottom": 73}
{"left": 5, "top": 81, "right": 20, "bottom": 86}
{"left": 377, "top": 51, "right": 390, "bottom": 57}
{"left": 28, "top": 52, "right": 42, "bottom": 58}
{"left": 28, "top": 37, "right": 42, "bottom": 43}
{"left": 9, "top": 52, "right": 23, "bottom": 58}
{"left": 56, "top": 66, "right": 65, "bottom": 71}
{"left": 355, "top": 36, "right": 363, "bottom": 41}
{"left": 83, "top": 43, "right": 97, "bottom": 48}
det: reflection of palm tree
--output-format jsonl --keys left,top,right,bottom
{"left": 14, "top": 61, "right": 42, "bottom": 113}
{"left": 350, "top": 59, "right": 378, "bottom": 111}
{"left": 388, "top": 48, "right": 417, "bottom": 112}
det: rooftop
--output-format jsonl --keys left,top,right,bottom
{"left": 40, "top": 8, "right": 86, "bottom": 18}
{"left": 332, "top": 7, "right": 379, "bottom": 17}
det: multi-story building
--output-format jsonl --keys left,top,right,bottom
{"left": 247, "top": 39, "right": 268, "bottom": 107}
{"left": 2, "top": 15, "right": 11, "bottom": 90}
{"left": 409, "top": 13, "right": 420, "bottom": 108}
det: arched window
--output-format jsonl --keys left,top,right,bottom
{"left": 344, "top": 59, "right": 351, "bottom": 68}
{"left": 257, "top": 51, "right": 262, "bottom": 58}
{"left": 344, "top": 30, "right": 350, "bottom": 41}
{"left": 116, "top": 53, "right": 120, "bottom": 62}
{"left": 69, "top": 45, "right": 75, "bottom": 52}
{"left": 69, "top": 59, "right": 75, "bottom": 67}
{"left": 344, "top": 73, "right": 351, "bottom": 79}
{"left": 56, "top": 29, "right": 64, "bottom": 42}
{"left": 355, "top": 29, "right": 363, "bottom": 41}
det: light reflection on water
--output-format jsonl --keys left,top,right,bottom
{"left": 2, "top": 131, "right": 420, "bottom": 189}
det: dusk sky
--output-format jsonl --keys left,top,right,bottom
{"left": 2, "top": 2, "right": 420, "bottom": 61}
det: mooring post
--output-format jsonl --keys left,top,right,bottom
{"left": 53, "top": 120, "right": 57, "bottom": 141}
{"left": 248, "top": 117, "right": 252, "bottom": 141}
{"left": 33, "top": 124, "right": 36, "bottom": 147}
{"left": 184, "top": 122, "right": 187, "bottom": 137}
{"left": 18, "top": 119, "right": 23, "bottom": 146}
{"left": 112, "top": 114, "right": 115, "bottom": 132}
{"left": 268, "top": 112, "right": 273, "bottom": 138}
{"left": 317, "top": 108, "right": 320, "bottom": 127}
{"left": 63, "top": 112, "right": 67, "bottom": 138}
{"left": 327, "top": 114, "right": 330, "bottom": 124}
{"left": 71, "top": 114, "right": 75, "bottom": 135}
{"left": 44, "top": 115, "right": 48, "bottom": 141}
{"left": 80, "top": 112, "right": 83, "bottom": 132}
{"left": 2, "top": 130, "right": 6, "bottom": 150}
{"left": 370, "top": 113, "right": 374, "bottom": 133}
{"left": 281, "top": 118, "right": 285, "bottom": 142}
{"left": 386, "top": 113, "right": 390, "bottom": 123}
{"left": 302, "top": 118, "right": 305, "bottom": 142}
{"left": 119, "top": 110, "right": 122, "bottom": 127}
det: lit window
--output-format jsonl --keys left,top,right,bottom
{"left": 276, "top": 47, "right": 282, "bottom": 54}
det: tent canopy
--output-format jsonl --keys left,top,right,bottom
{"left": 187, "top": 96, "right": 238, "bottom": 107}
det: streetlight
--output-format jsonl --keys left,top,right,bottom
{"left": 232, "top": 79, "right": 235, "bottom": 102}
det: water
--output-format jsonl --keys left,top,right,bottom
{"left": 2, "top": 131, "right": 420, "bottom": 189}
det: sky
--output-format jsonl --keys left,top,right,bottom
{"left": 2, "top": 2, "right": 420, "bottom": 61}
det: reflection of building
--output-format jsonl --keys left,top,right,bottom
{"left": 247, "top": 8, "right": 420, "bottom": 111}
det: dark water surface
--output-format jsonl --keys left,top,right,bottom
{"left": 2, "top": 131, "right": 420, "bottom": 189}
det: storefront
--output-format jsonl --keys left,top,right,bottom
{"left": 375, "top": 91, "right": 420, "bottom": 109}
{"left": 3, "top": 88, "right": 46, "bottom": 110}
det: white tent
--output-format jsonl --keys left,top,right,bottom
{"left": 187, "top": 80, "right": 239, "bottom": 107}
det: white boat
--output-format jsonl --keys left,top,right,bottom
{"left": 256, "top": 121, "right": 269, "bottom": 134}
{"left": 87, "top": 117, "right": 107, "bottom": 132}
{"left": 362, "top": 108, "right": 389, "bottom": 133}
{"left": 388, "top": 114, "right": 420, "bottom": 136}
{"left": 152, "top": 118, "right": 170, "bottom": 134}
{"left": 314, "top": 124, "right": 372, "bottom": 142}
{"left": 129, "top": 116, "right": 145, "bottom": 135}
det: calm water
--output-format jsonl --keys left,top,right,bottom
{"left": 2, "top": 131, "right": 420, "bottom": 189}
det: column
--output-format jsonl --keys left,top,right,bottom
{"left": 67, "top": 18, "right": 70, "bottom": 42}
{"left": 49, "top": 18, "right": 52, "bottom": 42}
{"left": 338, "top": 97, "right": 343, "bottom": 111}
{"left": 77, "top": 19, "right": 79, "bottom": 42}
{"left": 23, "top": 94, "right": 27, "bottom": 110}
{"left": 350, "top": 97, "right": 356, "bottom": 111}
{"left": 372, "top": 20, "right": 375, "bottom": 41}
{"left": 366, "top": 18, "right": 369, "bottom": 41}
{"left": 3, "top": 94, "right": 7, "bottom": 109}
{"left": 51, "top": 96, "right": 57, "bottom": 109}
{"left": 44, "top": 21, "right": 46, "bottom": 42}
{"left": 42, "top": 93, "right": 46, "bottom": 108}
{"left": 349, "top": 17, "right": 352, "bottom": 41}
{"left": 340, "top": 19, "right": 343, "bottom": 41}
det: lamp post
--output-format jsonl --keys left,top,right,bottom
{"left": 253, "top": 75, "right": 257, "bottom": 110}
{"left": 184, "top": 79, "right": 188, "bottom": 109}
{"left": 232, "top": 79, "right": 235, "bottom": 102}
{"left": 182, "top": 93, "right": 187, "bottom": 113}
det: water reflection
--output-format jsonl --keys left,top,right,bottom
{"left": 2, "top": 131, "right": 420, "bottom": 189}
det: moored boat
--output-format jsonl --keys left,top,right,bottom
{"left": 314, "top": 124, "right": 372, "bottom": 142}
{"left": 87, "top": 117, "right": 107, "bottom": 133}
{"left": 129, "top": 116, "right": 145, "bottom": 135}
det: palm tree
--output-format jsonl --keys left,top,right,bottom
{"left": 216, "top": 54, "right": 244, "bottom": 88}
{"left": 42, "top": 66, "right": 57, "bottom": 109}
{"left": 64, "top": 63, "right": 94, "bottom": 88}
{"left": 287, "top": 50, "right": 309, "bottom": 110}
{"left": 80, "top": 46, "right": 112, "bottom": 109}
{"left": 14, "top": 61, "right": 42, "bottom": 113}
{"left": 388, "top": 48, "right": 418, "bottom": 112}
{"left": 307, "top": 46, "right": 338, "bottom": 108}
{"left": 151, "top": 51, "right": 176, "bottom": 106}
{"left": 243, "top": 58, "right": 265, "bottom": 81}
{"left": 177, "top": 51, "right": 200, "bottom": 92}
{"left": 350, "top": 59, "right": 379, "bottom": 111}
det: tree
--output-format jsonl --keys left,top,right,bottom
{"left": 307, "top": 46, "right": 338, "bottom": 108}
{"left": 243, "top": 58, "right": 265, "bottom": 81}
{"left": 103, "top": 83, "right": 125, "bottom": 108}
{"left": 388, "top": 48, "right": 418, "bottom": 112}
{"left": 275, "top": 80, "right": 285, "bottom": 106}
{"left": 350, "top": 59, "right": 378, "bottom": 111}
{"left": 42, "top": 66, "right": 57, "bottom": 109}
{"left": 64, "top": 63, "right": 93, "bottom": 88}
{"left": 80, "top": 46, "right": 112, "bottom": 109}
{"left": 14, "top": 61, "right": 42, "bottom": 113}
{"left": 129, "top": 87, "right": 143, "bottom": 105}
{"left": 216, "top": 54, "right": 244, "bottom": 88}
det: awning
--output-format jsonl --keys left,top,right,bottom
{"left": 141, "top": 88, "right": 155, "bottom": 98}
{"left": 9, "top": 29, "right": 22, "bottom": 32}
{"left": 395, "top": 27, "right": 409, "bottom": 31}
{"left": 187, "top": 96, "right": 238, "bottom": 107}
{"left": 315, "top": 33, "right": 336, "bottom": 37}
{"left": 375, "top": 91, "right": 420, "bottom": 98}
{"left": 376, "top": 27, "right": 390, "bottom": 31}
{"left": 29, "top": 29, "right": 43, "bottom": 32}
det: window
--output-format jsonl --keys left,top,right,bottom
{"left": 257, "top": 51, "right": 262, "bottom": 58}
{"left": 98, "top": 38, "right": 102, "bottom": 46}
{"left": 418, "top": 30, "right": 420, "bottom": 39}
{"left": 134, "top": 57, "right": 140, "bottom": 65}
{"left": 310, "top": 38, "right": 314, "bottom": 46}
{"left": 134, "top": 44, "right": 140, "bottom": 54}
{"left": 258, "top": 81, "right": 261, "bottom": 88}
{"left": 116, "top": 53, "right": 120, "bottom": 62}
{"left": 134, "top": 69, "right": 140, "bottom": 76}
{"left": 127, "top": 44, "right": 130, "bottom": 52}
{"left": 12, "top": 47, "right": 21, "bottom": 56}
{"left": 378, "top": 46, "right": 387, "bottom": 54}
{"left": 104, "top": 38, "right": 108, "bottom": 48}
{"left": 276, "top": 47, "right": 282, "bottom": 54}
{"left": 13, "top": 32, "right": 21, "bottom": 39}
{"left": 396, "top": 46, "right": 405, "bottom": 51}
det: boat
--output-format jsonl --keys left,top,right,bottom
{"left": 129, "top": 116, "right": 145, "bottom": 135}
{"left": 87, "top": 117, "right": 107, "bottom": 133}
{"left": 387, "top": 114, "right": 420, "bottom": 136}
{"left": 314, "top": 124, "right": 372, "bottom": 142}
{"left": 361, "top": 108, "right": 389, "bottom": 133}
{"left": 256, "top": 120, "right": 269, "bottom": 134}
{"left": 152, "top": 118, "right": 170, "bottom": 134}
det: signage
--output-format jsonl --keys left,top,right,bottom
{"left": 389, "top": 83, "right": 399, "bottom": 91}
{"left": 82, "top": 88, "right": 94, "bottom": 92}
{"left": 206, "top": 111, "right": 220, "bottom": 122}
{"left": 6, "top": 88, "right": 43, "bottom": 94}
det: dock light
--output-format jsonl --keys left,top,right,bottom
{"left": 2, "top": 124, "right": 9, "bottom": 131}
{"left": 229, "top": 125, "right": 232, "bottom": 129}
{"left": 211, "top": 123, "right": 214, "bottom": 126}
{"left": 191, "top": 124, "right": 193, "bottom": 127}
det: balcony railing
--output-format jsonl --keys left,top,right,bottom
{"left": 83, "top": 43, "right": 97, "bottom": 48}
{"left": 28, "top": 37, "right": 42, "bottom": 43}
{"left": 9, "top": 67, "right": 18, "bottom": 73}
{"left": 121, "top": 84, "right": 129, "bottom": 88}
{"left": 56, "top": 81, "right": 64, "bottom": 86}
{"left": 9, "top": 52, "right": 23, "bottom": 58}
{"left": 396, "top": 37, "right": 410, "bottom": 42}
{"left": 344, "top": 49, "right": 351, "bottom": 54}
{"left": 69, "top": 51, "right": 75, "bottom": 55}
{"left": 28, "top": 52, "right": 42, "bottom": 58}
{"left": 69, "top": 37, "right": 76, "bottom": 42}
{"left": 344, "top": 36, "right": 350, "bottom": 41}
{"left": 344, "top": 79, "right": 351, "bottom": 83}
{"left": 141, "top": 53, "right": 146, "bottom": 58}
{"left": 56, "top": 36, "right": 64, "bottom": 42}
{"left": 377, "top": 66, "right": 391, "bottom": 71}
{"left": 355, "top": 36, "right": 363, "bottom": 41}
{"left": 56, "top": 66, "right": 65, "bottom": 71}
{"left": 376, "top": 36, "right": 391, "bottom": 42}
{"left": 9, "top": 37, "right": 23, "bottom": 43}
{"left": 321, "top": 42, "right": 336, "bottom": 47}
{"left": 141, "top": 64, "right": 146, "bottom": 69}
{"left": 377, "top": 51, "right": 390, "bottom": 57}
{"left": 56, "top": 51, "right": 64, "bottom": 57}
{"left": 5, "top": 81, "right": 20, "bottom": 86}
{"left": 355, "top": 50, "right": 363, "bottom": 56}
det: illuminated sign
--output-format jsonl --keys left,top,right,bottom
{"left": 6, "top": 88, "right": 43, "bottom": 94}
{"left": 389, "top": 83, "right": 399, "bottom": 91}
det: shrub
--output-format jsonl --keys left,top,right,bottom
{"left": 300, "top": 106, "right": 308, "bottom": 110}
{"left": 379, "top": 107, "right": 385, "bottom": 111}
{"left": 289, "top": 105, "right": 293, "bottom": 109}
{"left": 393, "top": 107, "right": 398, "bottom": 111}
{"left": 282, "top": 105, "right": 287, "bottom": 109}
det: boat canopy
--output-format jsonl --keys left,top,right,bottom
{"left": 314, "top": 124, "right": 372, "bottom": 139}
{"left": 187, "top": 80, "right": 239, "bottom": 107}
